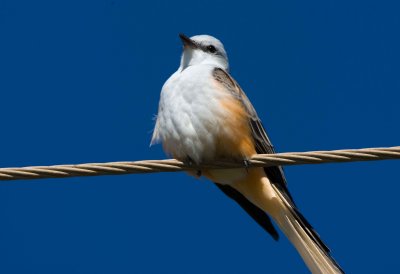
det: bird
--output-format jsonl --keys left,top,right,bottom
{"left": 151, "top": 33, "right": 344, "bottom": 274}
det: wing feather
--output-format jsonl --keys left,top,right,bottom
{"left": 212, "top": 68, "right": 333, "bottom": 256}
{"left": 215, "top": 183, "right": 279, "bottom": 240}
{"left": 212, "top": 67, "right": 293, "bottom": 200}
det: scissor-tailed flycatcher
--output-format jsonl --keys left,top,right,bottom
{"left": 151, "top": 33, "right": 343, "bottom": 274}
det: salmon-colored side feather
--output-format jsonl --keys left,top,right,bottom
{"left": 214, "top": 87, "right": 256, "bottom": 160}
{"left": 201, "top": 83, "right": 261, "bottom": 185}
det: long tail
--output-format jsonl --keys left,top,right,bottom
{"left": 232, "top": 171, "right": 344, "bottom": 274}
{"left": 271, "top": 184, "right": 344, "bottom": 274}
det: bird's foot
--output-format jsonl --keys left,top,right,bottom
{"left": 196, "top": 170, "right": 202, "bottom": 177}
{"left": 186, "top": 156, "right": 202, "bottom": 178}
{"left": 243, "top": 159, "right": 250, "bottom": 173}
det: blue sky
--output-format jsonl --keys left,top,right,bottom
{"left": 1, "top": 0, "right": 399, "bottom": 273}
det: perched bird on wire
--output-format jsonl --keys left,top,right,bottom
{"left": 151, "top": 33, "right": 343, "bottom": 274}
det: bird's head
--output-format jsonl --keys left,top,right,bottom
{"left": 179, "top": 33, "right": 229, "bottom": 71}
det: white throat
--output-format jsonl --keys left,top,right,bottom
{"left": 179, "top": 49, "right": 229, "bottom": 71}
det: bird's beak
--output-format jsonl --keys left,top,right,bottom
{"left": 179, "top": 33, "right": 197, "bottom": 49}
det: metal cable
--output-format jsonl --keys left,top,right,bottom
{"left": 0, "top": 146, "right": 399, "bottom": 181}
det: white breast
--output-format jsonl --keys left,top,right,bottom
{"left": 152, "top": 65, "right": 228, "bottom": 163}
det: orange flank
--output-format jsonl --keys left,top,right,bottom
{"left": 201, "top": 92, "right": 270, "bottom": 191}
{"left": 216, "top": 96, "right": 256, "bottom": 159}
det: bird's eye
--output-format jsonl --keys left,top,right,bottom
{"left": 207, "top": 45, "right": 217, "bottom": 53}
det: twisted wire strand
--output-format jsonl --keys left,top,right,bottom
{"left": 0, "top": 146, "right": 399, "bottom": 181}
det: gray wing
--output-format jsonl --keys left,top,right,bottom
{"left": 211, "top": 67, "right": 289, "bottom": 240}
{"left": 212, "top": 67, "right": 293, "bottom": 201}
{"left": 212, "top": 68, "right": 343, "bottom": 269}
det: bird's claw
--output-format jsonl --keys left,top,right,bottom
{"left": 243, "top": 159, "right": 250, "bottom": 173}
{"left": 186, "top": 156, "right": 202, "bottom": 177}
